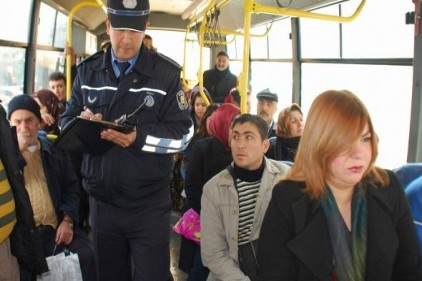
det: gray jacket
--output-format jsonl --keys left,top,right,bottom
{"left": 200, "top": 158, "right": 290, "bottom": 281}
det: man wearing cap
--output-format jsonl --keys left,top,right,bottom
{"left": 256, "top": 88, "right": 278, "bottom": 138}
{"left": 202, "top": 51, "right": 238, "bottom": 104}
{"left": 59, "top": 0, "right": 192, "bottom": 280}
{"left": 7, "top": 95, "right": 96, "bottom": 281}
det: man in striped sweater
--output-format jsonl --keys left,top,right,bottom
{"left": 200, "top": 114, "right": 291, "bottom": 281}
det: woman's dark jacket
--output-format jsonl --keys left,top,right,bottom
{"left": 266, "top": 136, "right": 300, "bottom": 162}
{"left": 258, "top": 170, "right": 422, "bottom": 281}
{"left": 179, "top": 137, "right": 233, "bottom": 273}
{"left": 0, "top": 104, "right": 48, "bottom": 274}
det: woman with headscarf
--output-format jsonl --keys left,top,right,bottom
{"left": 31, "top": 89, "right": 62, "bottom": 135}
{"left": 266, "top": 103, "right": 304, "bottom": 162}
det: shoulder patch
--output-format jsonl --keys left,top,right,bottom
{"left": 176, "top": 90, "right": 189, "bottom": 111}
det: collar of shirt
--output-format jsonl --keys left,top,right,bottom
{"left": 110, "top": 49, "right": 139, "bottom": 77}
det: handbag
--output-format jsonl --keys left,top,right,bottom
{"left": 37, "top": 246, "right": 83, "bottom": 281}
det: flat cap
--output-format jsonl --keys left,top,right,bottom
{"left": 256, "top": 88, "right": 278, "bottom": 102}
{"left": 107, "top": 0, "right": 150, "bottom": 32}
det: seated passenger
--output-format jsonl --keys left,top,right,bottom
{"left": 7, "top": 95, "right": 96, "bottom": 281}
{"left": 200, "top": 114, "right": 291, "bottom": 281}
{"left": 224, "top": 88, "right": 251, "bottom": 113}
{"left": 258, "top": 90, "right": 422, "bottom": 280}
{"left": 179, "top": 103, "right": 240, "bottom": 281}
{"left": 31, "top": 89, "right": 61, "bottom": 135}
{"left": 266, "top": 103, "right": 304, "bottom": 162}
{"left": 189, "top": 86, "right": 213, "bottom": 133}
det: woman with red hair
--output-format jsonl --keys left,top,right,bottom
{"left": 179, "top": 103, "right": 240, "bottom": 281}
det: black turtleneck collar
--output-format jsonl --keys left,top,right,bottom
{"left": 233, "top": 158, "right": 265, "bottom": 182}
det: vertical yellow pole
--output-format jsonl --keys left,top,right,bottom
{"left": 239, "top": 0, "right": 253, "bottom": 114}
{"left": 66, "top": 1, "right": 102, "bottom": 101}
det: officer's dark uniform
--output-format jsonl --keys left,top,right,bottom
{"left": 59, "top": 17, "right": 193, "bottom": 281}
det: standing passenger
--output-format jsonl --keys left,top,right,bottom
{"left": 202, "top": 51, "right": 237, "bottom": 104}
{"left": 200, "top": 114, "right": 290, "bottom": 281}
{"left": 258, "top": 90, "right": 422, "bottom": 280}
{"left": 59, "top": 0, "right": 193, "bottom": 280}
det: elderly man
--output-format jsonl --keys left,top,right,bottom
{"left": 256, "top": 88, "right": 278, "bottom": 138}
{"left": 202, "top": 51, "right": 238, "bottom": 103}
{"left": 7, "top": 94, "right": 95, "bottom": 281}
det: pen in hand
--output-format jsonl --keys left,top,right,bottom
{"left": 81, "top": 106, "right": 103, "bottom": 121}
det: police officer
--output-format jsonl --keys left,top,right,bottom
{"left": 59, "top": 0, "right": 193, "bottom": 280}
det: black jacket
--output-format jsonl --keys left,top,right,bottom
{"left": 258, "top": 170, "right": 422, "bottom": 281}
{"left": 59, "top": 46, "right": 193, "bottom": 208}
{"left": 202, "top": 66, "right": 237, "bottom": 103}
{"left": 0, "top": 104, "right": 48, "bottom": 274}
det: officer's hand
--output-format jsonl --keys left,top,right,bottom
{"left": 80, "top": 107, "right": 103, "bottom": 121}
{"left": 101, "top": 128, "right": 136, "bottom": 148}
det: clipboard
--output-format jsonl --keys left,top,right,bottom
{"left": 53, "top": 116, "right": 132, "bottom": 154}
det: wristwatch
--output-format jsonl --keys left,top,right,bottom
{"left": 64, "top": 219, "right": 74, "bottom": 229}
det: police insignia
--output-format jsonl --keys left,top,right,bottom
{"left": 176, "top": 91, "right": 189, "bottom": 111}
{"left": 123, "top": 0, "right": 137, "bottom": 9}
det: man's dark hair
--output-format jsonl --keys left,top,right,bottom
{"left": 144, "top": 34, "right": 152, "bottom": 40}
{"left": 48, "top": 71, "right": 66, "bottom": 83}
{"left": 231, "top": 114, "right": 268, "bottom": 140}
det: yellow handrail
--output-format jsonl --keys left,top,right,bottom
{"left": 195, "top": 0, "right": 217, "bottom": 107}
{"left": 252, "top": 0, "right": 366, "bottom": 23}
{"left": 185, "top": 0, "right": 366, "bottom": 113}
{"left": 237, "top": 0, "right": 366, "bottom": 113}
{"left": 66, "top": 1, "right": 103, "bottom": 101}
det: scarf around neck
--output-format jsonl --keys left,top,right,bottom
{"left": 322, "top": 185, "right": 367, "bottom": 281}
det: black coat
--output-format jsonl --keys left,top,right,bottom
{"left": 258, "top": 170, "right": 422, "bottom": 281}
{"left": 202, "top": 67, "right": 237, "bottom": 104}
{"left": 179, "top": 137, "right": 233, "bottom": 273}
{"left": 0, "top": 104, "right": 48, "bottom": 274}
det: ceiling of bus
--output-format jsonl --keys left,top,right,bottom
{"left": 47, "top": 0, "right": 347, "bottom": 35}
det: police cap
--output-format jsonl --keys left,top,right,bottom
{"left": 107, "top": 0, "right": 150, "bottom": 32}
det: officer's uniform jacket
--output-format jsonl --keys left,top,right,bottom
{"left": 59, "top": 46, "right": 193, "bottom": 207}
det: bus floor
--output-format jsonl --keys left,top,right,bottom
{"left": 170, "top": 210, "right": 189, "bottom": 281}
